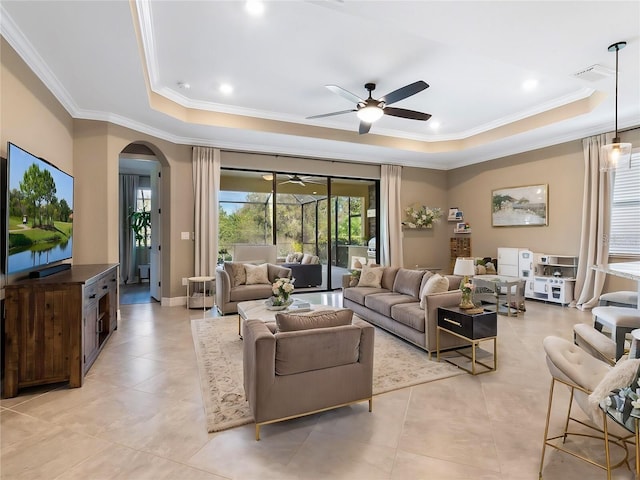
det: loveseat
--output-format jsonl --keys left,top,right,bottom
{"left": 280, "top": 252, "right": 322, "bottom": 287}
{"left": 216, "top": 262, "right": 292, "bottom": 315}
{"left": 342, "top": 266, "right": 466, "bottom": 355}
{"left": 243, "top": 309, "right": 374, "bottom": 440}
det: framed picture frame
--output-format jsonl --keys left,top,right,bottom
{"left": 492, "top": 184, "right": 548, "bottom": 227}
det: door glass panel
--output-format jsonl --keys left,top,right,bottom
{"left": 219, "top": 171, "right": 273, "bottom": 261}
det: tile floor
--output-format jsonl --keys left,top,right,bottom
{"left": 0, "top": 293, "right": 635, "bottom": 479}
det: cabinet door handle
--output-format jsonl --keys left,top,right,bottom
{"left": 102, "top": 285, "right": 108, "bottom": 290}
{"left": 443, "top": 318, "right": 462, "bottom": 327}
{"left": 89, "top": 294, "right": 96, "bottom": 299}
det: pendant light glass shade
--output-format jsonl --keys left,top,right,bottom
{"left": 601, "top": 41, "right": 632, "bottom": 172}
{"left": 601, "top": 140, "right": 632, "bottom": 171}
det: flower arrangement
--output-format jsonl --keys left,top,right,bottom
{"left": 460, "top": 279, "right": 475, "bottom": 309}
{"left": 403, "top": 205, "right": 442, "bottom": 229}
{"left": 271, "top": 277, "right": 295, "bottom": 306}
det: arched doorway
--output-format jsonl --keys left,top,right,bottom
{"left": 118, "top": 143, "right": 162, "bottom": 304}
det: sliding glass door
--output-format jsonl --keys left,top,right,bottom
{"left": 219, "top": 169, "right": 377, "bottom": 291}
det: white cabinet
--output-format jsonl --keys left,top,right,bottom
{"left": 527, "top": 254, "right": 578, "bottom": 305}
{"left": 497, "top": 247, "right": 533, "bottom": 278}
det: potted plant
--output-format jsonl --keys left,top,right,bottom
{"left": 129, "top": 204, "right": 151, "bottom": 275}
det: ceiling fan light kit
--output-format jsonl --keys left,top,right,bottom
{"left": 308, "top": 80, "right": 431, "bottom": 134}
{"left": 601, "top": 40, "right": 632, "bottom": 172}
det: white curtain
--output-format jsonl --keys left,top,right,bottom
{"left": 119, "top": 174, "right": 139, "bottom": 283}
{"left": 192, "top": 147, "right": 220, "bottom": 277}
{"left": 380, "top": 164, "right": 403, "bottom": 267}
{"left": 573, "top": 133, "right": 615, "bottom": 310}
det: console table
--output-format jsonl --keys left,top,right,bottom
{"left": 3, "top": 264, "right": 119, "bottom": 398}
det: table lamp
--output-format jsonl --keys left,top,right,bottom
{"left": 454, "top": 257, "right": 475, "bottom": 309}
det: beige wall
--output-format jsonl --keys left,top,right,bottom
{"left": 400, "top": 167, "right": 450, "bottom": 270}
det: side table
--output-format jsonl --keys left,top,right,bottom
{"left": 187, "top": 276, "right": 215, "bottom": 311}
{"left": 436, "top": 306, "right": 497, "bottom": 375}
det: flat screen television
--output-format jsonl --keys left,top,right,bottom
{"left": 6, "top": 142, "right": 74, "bottom": 276}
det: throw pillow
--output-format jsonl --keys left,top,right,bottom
{"left": 353, "top": 259, "right": 363, "bottom": 269}
{"left": 285, "top": 253, "right": 297, "bottom": 263}
{"left": 300, "top": 253, "right": 313, "bottom": 265}
{"left": 358, "top": 265, "right": 385, "bottom": 288}
{"left": 244, "top": 263, "right": 270, "bottom": 285}
{"left": 587, "top": 359, "right": 640, "bottom": 427}
{"left": 224, "top": 261, "right": 246, "bottom": 287}
{"left": 276, "top": 309, "right": 353, "bottom": 332}
{"left": 393, "top": 268, "right": 425, "bottom": 298}
{"left": 419, "top": 273, "right": 450, "bottom": 309}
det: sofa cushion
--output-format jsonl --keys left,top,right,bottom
{"left": 419, "top": 274, "right": 450, "bottom": 308}
{"left": 268, "top": 264, "right": 292, "bottom": 283}
{"left": 275, "top": 309, "right": 353, "bottom": 332}
{"left": 224, "top": 261, "right": 246, "bottom": 287}
{"left": 358, "top": 265, "right": 385, "bottom": 288}
{"left": 364, "top": 292, "right": 417, "bottom": 317}
{"left": 381, "top": 267, "right": 400, "bottom": 290}
{"left": 285, "top": 252, "right": 303, "bottom": 263}
{"left": 343, "top": 286, "right": 389, "bottom": 305}
{"left": 393, "top": 268, "right": 426, "bottom": 298}
{"left": 301, "top": 253, "right": 320, "bottom": 265}
{"left": 446, "top": 275, "right": 462, "bottom": 290}
{"left": 229, "top": 284, "right": 273, "bottom": 302}
{"left": 275, "top": 325, "right": 361, "bottom": 376}
{"left": 245, "top": 263, "right": 270, "bottom": 285}
{"left": 391, "top": 302, "right": 425, "bottom": 332}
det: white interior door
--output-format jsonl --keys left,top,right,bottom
{"left": 150, "top": 164, "right": 162, "bottom": 301}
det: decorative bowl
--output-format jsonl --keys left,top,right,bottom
{"left": 264, "top": 297, "right": 293, "bottom": 311}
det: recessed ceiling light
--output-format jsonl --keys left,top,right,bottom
{"left": 219, "top": 83, "right": 234, "bottom": 95}
{"left": 177, "top": 82, "right": 190, "bottom": 90}
{"left": 522, "top": 79, "right": 538, "bottom": 91}
{"left": 245, "top": 0, "right": 265, "bottom": 16}
{"left": 430, "top": 121, "right": 440, "bottom": 130}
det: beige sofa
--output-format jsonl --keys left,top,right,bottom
{"left": 243, "top": 310, "right": 374, "bottom": 440}
{"left": 216, "top": 262, "right": 292, "bottom": 315}
{"left": 343, "top": 267, "right": 465, "bottom": 355}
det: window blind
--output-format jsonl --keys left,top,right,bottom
{"left": 609, "top": 151, "right": 640, "bottom": 256}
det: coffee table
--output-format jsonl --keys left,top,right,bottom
{"left": 236, "top": 299, "right": 341, "bottom": 337}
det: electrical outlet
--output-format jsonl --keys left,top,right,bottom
{"left": 182, "top": 277, "right": 188, "bottom": 286}
{"left": 181, "top": 231, "right": 190, "bottom": 240}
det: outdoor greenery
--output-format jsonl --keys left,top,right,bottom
{"left": 218, "top": 192, "right": 366, "bottom": 262}
{"left": 8, "top": 164, "right": 73, "bottom": 253}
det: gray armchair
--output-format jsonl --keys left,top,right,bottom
{"left": 242, "top": 312, "right": 374, "bottom": 440}
{"left": 216, "top": 262, "right": 292, "bottom": 315}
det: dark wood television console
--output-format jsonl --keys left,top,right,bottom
{"left": 3, "top": 264, "right": 118, "bottom": 398}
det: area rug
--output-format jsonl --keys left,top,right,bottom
{"left": 191, "top": 315, "right": 464, "bottom": 433}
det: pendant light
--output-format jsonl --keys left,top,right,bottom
{"left": 601, "top": 41, "right": 632, "bottom": 172}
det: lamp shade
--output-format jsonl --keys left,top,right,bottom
{"left": 453, "top": 258, "right": 475, "bottom": 277}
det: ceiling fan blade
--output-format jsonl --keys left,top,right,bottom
{"left": 306, "top": 109, "right": 356, "bottom": 120}
{"left": 379, "top": 81, "right": 429, "bottom": 106}
{"left": 326, "top": 85, "right": 365, "bottom": 104}
{"left": 359, "top": 121, "right": 372, "bottom": 135}
{"left": 383, "top": 107, "right": 432, "bottom": 121}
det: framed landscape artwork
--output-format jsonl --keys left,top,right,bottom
{"left": 492, "top": 184, "right": 548, "bottom": 227}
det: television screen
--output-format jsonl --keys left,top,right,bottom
{"left": 7, "top": 142, "right": 74, "bottom": 275}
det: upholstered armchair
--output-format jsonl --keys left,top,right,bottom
{"left": 216, "top": 262, "right": 292, "bottom": 315}
{"left": 242, "top": 310, "right": 374, "bottom": 440}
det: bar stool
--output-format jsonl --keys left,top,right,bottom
{"left": 599, "top": 291, "right": 638, "bottom": 308}
{"left": 573, "top": 323, "right": 616, "bottom": 365}
{"left": 593, "top": 306, "right": 640, "bottom": 360}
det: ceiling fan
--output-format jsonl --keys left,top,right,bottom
{"left": 279, "top": 174, "right": 324, "bottom": 186}
{"left": 307, "top": 80, "right": 432, "bottom": 134}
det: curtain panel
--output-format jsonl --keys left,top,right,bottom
{"left": 380, "top": 164, "right": 403, "bottom": 267}
{"left": 119, "top": 174, "right": 139, "bottom": 283}
{"left": 573, "top": 133, "right": 615, "bottom": 310}
{"left": 192, "top": 147, "right": 220, "bottom": 277}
